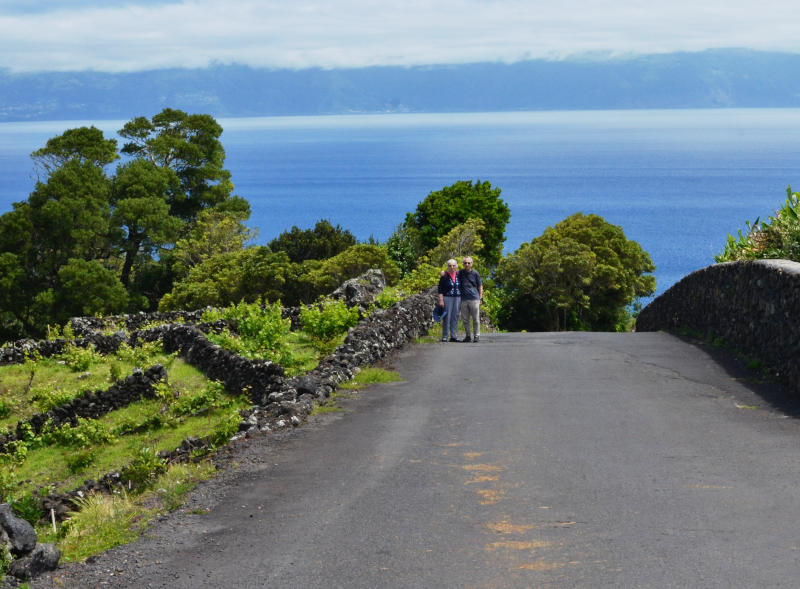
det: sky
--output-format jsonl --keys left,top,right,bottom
{"left": 0, "top": 0, "right": 798, "bottom": 73}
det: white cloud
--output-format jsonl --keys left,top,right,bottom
{"left": 1, "top": 0, "right": 798, "bottom": 73}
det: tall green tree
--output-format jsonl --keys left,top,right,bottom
{"left": 268, "top": 219, "right": 357, "bottom": 263}
{"left": 111, "top": 159, "right": 183, "bottom": 287}
{"left": 402, "top": 180, "right": 510, "bottom": 268}
{"left": 118, "top": 108, "right": 246, "bottom": 220}
{"left": 496, "top": 213, "right": 656, "bottom": 331}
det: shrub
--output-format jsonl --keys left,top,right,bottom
{"left": 203, "top": 298, "right": 292, "bottom": 364}
{"left": 120, "top": 447, "right": 165, "bottom": 491}
{"left": 59, "top": 343, "right": 101, "bottom": 372}
{"left": 300, "top": 298, "right": 360, "bottom": 343}
{"left": 65, "top": 448, "right": 99, "bottom": 474}
{"left": 716, "top": 187, "right": 800, "bottom": 262}
{"left": 31, "top": 385, "right": 76, "bottom": 412}
{"left": 42, "top": 417, "right": 116, "bottom": 448}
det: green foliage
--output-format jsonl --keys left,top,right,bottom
{"left": 10, "top": 492, "right": 45, "bottom": 526}
{"left": 120, "top": 447, "right": 166, "bottom": 490}
{"left": 118, "top": 108, "right": 238, "bottom": 221}
{"left": 403, "top": 180, "right": 510, "bottom": 268}
{"left": 203, "top": 299, "right": 292, "bottom": 363}
{"left": 31, "top": 385, "right": 76, "bottom": 412}
{"left": 300, "top": 298, "right": 360, "bottom": 344}
{"left": 42, "top": 418, "right": 116, "bottom": 448}
{"left": 64, "top": 448, "right": 99, "bottom": 474}
{"left": 31, "top": 126, "right": 119, "bottom": 177}
{"left": 374, "top": 286, "right": 405, "bottom": 309}
{"left": 57, "top": 259, "right": 129, "bottom": 319}
{"left": 268, "top": 219, "right": 357, "bottom": 263}
{"left": 0, "top": 539, "right": 11, "bottom": 580}
{"left": 0, "top": 109, "right": 246, "bottom": 340}
{"left": 160, "top": 247, "right": 292, "bottom": 311}
{"left": 170, "top": 208, "right": 254, "bottom": 279}
{"left": 338, "top": 367, "right": 403, "bottom": 389}
{"left": 716, "top": 187, "right": 800, "bottom": 262}
{"left": 58, "top": 491, "right": 152, "bottom": 562}
{"left": 113, "top": 341, "right": 165, "bottom": 368}
{"left": 386, "top": 223, "right": 424, "bottom": 276}
{"left": 423, "top": 218, "right": 486, "bottom": 268}
{"left": 59, "top": 342, "right": 102, "bottom": 372}
{"left": 396, "top": 262, "right": 441, "bottom": 295}
{"left": 496, "top": 213, "right": 656, "bottom": 332}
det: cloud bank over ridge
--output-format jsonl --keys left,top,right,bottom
{"left": 1, "top": 0, "right": 798, "bottom": 73}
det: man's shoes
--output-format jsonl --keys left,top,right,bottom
{"left": 461, "top": 336, "right": 472, "bottom": 342}
{"left": 473, "top": 335, "right": 479, "bottom": 343}
{"left": 442, "top": 338, "right": 448, "bottom": 342}
{"left": 449, "top": 337, "right": 458, "bottom": 342}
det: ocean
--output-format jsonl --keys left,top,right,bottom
{"left": 2, "top": 109, "right": 800, "bottom": 297}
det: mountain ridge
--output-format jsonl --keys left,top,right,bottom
{"left": 2, "top": 49, "right": 800, "bottom": 122}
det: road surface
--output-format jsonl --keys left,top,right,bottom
{"left": 33, "top": 332, "right": 800, "bottom": 588}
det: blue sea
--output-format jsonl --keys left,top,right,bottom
{"left": 2, "top": 109, "right": 800, "bottom": 297}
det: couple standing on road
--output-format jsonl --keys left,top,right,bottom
{"left": 437, "top": 256, "right": 484, "bottom": 343}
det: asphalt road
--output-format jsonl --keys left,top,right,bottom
{"left": 32, "top": 332, "right": 800, "bottom": 588}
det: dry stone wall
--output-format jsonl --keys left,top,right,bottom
{"left": 636, "top": 259, "right": 800, "bottom": 394}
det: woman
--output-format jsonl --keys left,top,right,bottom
{"left": 437, "top": 259, "right": 461, "bottom": 342}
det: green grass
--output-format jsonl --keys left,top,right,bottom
{"left": 338, "top": 367, "right": 403, "bottom": 390}
{"left": 0, "top": 342, "right": 183, "bottom": 430}
{"left": 34, "top": 460, "right": 216, "bottom": 563}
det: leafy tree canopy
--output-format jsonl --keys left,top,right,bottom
{"left": 118, "top": 108, "right": 235, "bottom": 220}
{"left": 268, "top": 219, "right": 357, "bottom": 264}
{"left": 403, "top": 180, "right": 510, "bottom": 268}
{"left": 31, "top": 126, "right": 119, "bottom": 177}
{"left": 496, "top": 213, "right": 655, "bottom": 331}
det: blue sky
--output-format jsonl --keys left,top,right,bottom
{"left": 0, "top": 0, "right": 797, "bottom": 73}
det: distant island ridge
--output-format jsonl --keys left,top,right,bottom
{"left": 2, "top": 49, "right": 800, "bottom": 122}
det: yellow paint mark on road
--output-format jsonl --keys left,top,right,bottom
{"left": 462, "top": 463, "right": 504, "bottom": 472}
{"left": 476, "top": 488, "right": 506, "bottom": 504}
{"left": 463, "top": 451, "right": 484, "bottom": 460}
{"left": 485, "top": 540, "right": 550, "bottom": 551}
{"left": 465, "top": 475, "right": 500, "bottom": 484}
{"left": 515, "top": 560, "right": 567, "bottom": 571}
{"left": 408, "top": 459, "right": 422, "bottom": 463}
{"left": 486, "top": 521, "right": 534, "bottom": 535}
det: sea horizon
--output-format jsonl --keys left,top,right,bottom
{"left": 3, "top": 107, "right": 800, "bottom": 297}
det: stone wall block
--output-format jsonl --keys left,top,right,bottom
{"left": 637, "top": 259, "right": 800, "bottom": 393}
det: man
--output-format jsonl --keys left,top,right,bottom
{"left": 458, "top": 256, "right": 483, "bottom": 342}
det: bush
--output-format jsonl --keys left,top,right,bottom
{"left": 300, "top": 298, "right": 360, "bottom": 344}
{"left": 120, "top": 447, "right": 165, "bottom": 491}
{"left": 716, "top": 187, "right": 800, "bottom": 262}
{"left": 59, "top": 343, "right": 101, "bottom": 372}
{"left": 203, "top": 298, "right": 292, "bottom": 364}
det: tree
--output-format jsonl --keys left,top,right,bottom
{"left": 496, "top": 213, "right": 656, "bottom": 331}
{"left": 403, "top": 180, "right": 510, "bottom": 267}
{"left": 159, "top": 247, "right": 294, "bottom": 311}
{"left": 423, "top": 218, "right": 486, "bottom": 268}
{"left": 268, "top": 219, "right": 357, "bottom": 263}
{"left": 118, "top": 108, "right": 237, "bottom": 220}
{"left": 170, "top": 208, "right": 254, "bottom": 279}
{"left": 30, "top": 126, "right": 118, "bottom": 178}
{"left": 57, "top": 259, "right": 129, "bottom": 320}
{"left": 111, "top": 159, "right": 183, "bottom": 287}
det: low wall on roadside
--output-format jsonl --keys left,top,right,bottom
{"left": 636, "top": 259, "right": 800, "bottom": 394}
